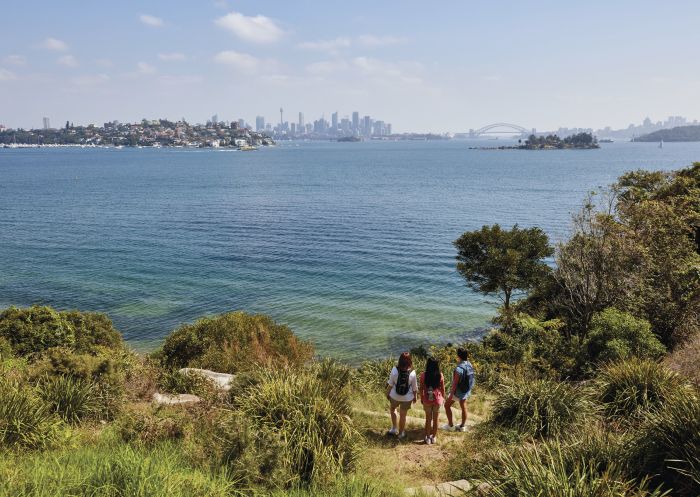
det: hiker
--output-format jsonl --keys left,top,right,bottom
{"left": 386, "top": 351, "right": 418, "bottom": 440}
{"left": 419, "top": 356, "right": 445, "bottom": 444}
{"left": 442, "top": 348, "right": 474, "bottom": 432}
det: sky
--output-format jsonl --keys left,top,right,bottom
{"left": 1, "top": 0, "right": 699, "bottom": 132}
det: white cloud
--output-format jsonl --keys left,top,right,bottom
{"left": 352, "top": 56, "right": 424, "bottom": 85}
{"left": 96, "top": 58, "right": 113, "bottom": 67}
{"left": 137, "top": 61, "right": 157, "bottom": 75}
{"left": 214, "top": 11, "right": 284, "bottom": 43}
{"left": 42, "top": 37, "right": 68, "bottom": 52}
{"left": 57, "top": 55, "right": 78, "bottom": 67}
{"left": 4, "top": 55, "right": 26, "bottom": 65}
{"left": 139, "top": 14, "right": 164, "bottom": 27}
{"left": 298, "top": 37, "right": 351, "bottom": 53}
{"left": 0, "top": 68, "right": 17, "bottom": 81}
{"left": 158, "top": 52, "right": 186, "bottom": 61}
{"left": 214, "top": 50, "right": 260, "bottom": 73}
{"left": 357, "top": 35, "right": 407, "bottom": 47}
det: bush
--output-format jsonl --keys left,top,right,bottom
{"left": 0, "top": 379, "right": 61, "bottom": 450}
{"left": 594, "top": 358, "right": 688, "bottom": 423}
{"left": 37, "top": 375, "right": 99, "bottom": 424}
{"left": 115, "top": 407, "right": 189, "bottom": 447}
{"left": 491, "top": 376, "right": 591, "bottom": 438}
{"left": 30, "top": 348, "right": 127, "bottom": 420}
{"left": 159, "top": 311, "right": 314, "bottom": 374}
{"left": 0, "top": 305, "right": 122, "bottom": 357}
{"left": 665, "top": 331, "right": 700, "bottom": 386}
{"left": 482, "top": 441, "right": 667, "bottom": 497}
{"left": 628, "top": 392, "right": 700, "bottom": 496}
{"left": 584, "top": 309, "right": 665, "bottom": 365}
{"left": 232, "top": 368, "right": 360, "bottom": 487}
{"left": 352, "top": 357, "right": 395, "bottom": 394}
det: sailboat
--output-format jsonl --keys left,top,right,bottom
{"left": 659, "top": 139, "right": 664, "bottom": 149}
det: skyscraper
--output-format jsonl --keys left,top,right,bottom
{"left": 280, "top": 107, "right": 284, "bottom": 126}
{"left": 298, "top": 112, "right": 304, "bottom": 129}
{"left": 363, "top": 116, "right": 371, "bottom": 136}
{"left": 331, "top": 112, "right": 338, "bottom": 131}
{"left": 42, "top": 117, "right": 50, "bottom": 130}
{"left": 256, "top": 116, "right": 265, "bottom": 132}
{"left": 352, "top": 112, "right": 359, "bottom": 132}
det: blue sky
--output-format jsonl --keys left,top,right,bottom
{"left": 1, "top": 0, "right": 699, "bottom": 132}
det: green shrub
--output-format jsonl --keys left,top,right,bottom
{"left": 115, "top": 407, "right": 189, "bottom": 447}
{"left": 0, "top": 305, "right": 122, "bottom": 357}
{"left": 0, "top": 379, "right": 61, "bottom": 450}
{"left": 0, "top": 336, "right": 12, "bottom": 360}
{"left": 628, "top": 392, "right": 700, "bottom": 496}
{"left": 157, "top": 368, "right": 219, "bottom": 400}
{"left": 232, "top": 368, "right": 360, "bottom": 487}
{"left": 491, "top": 376, "right": 591, "bottom": 438}
{"left": 30, "top": 348, "right": 127, "bottom": 420}
{"left": 159, "top": 311, "right": 314, "bottom": 374}
{"left": 483, "top": 441, "right": 668, "bottom": 497}
{"left": 352, "top": 357, "right": 395, "bottom": 394}
{"left": 37, "top": 375, "right": 99, "bottom": 424}
{"left": 585, "top": 309, "right": 665, "bottom": 365}
{"left": 594, "top": 358, "right": 688, "bottom": 422}
{"left": 0, "top": 443, "right": 240, "bottom": 497}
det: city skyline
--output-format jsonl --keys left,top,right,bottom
{"left": 1, "top": 1, "right": 699, "bottom": 132}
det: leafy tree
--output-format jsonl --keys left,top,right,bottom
{"left": 454, "top": 224, "right": 553, "bottom": 311}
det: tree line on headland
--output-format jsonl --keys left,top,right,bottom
{"left": 0, "top": 163, "right": 698, "bottom": 496}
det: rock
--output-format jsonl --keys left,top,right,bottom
{"left": 178, "top": 368, "right": 235, "bottom": 391}
{"left": 152, "top": 392, "right": 202, "bottom": 405}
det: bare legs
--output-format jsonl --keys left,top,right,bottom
{"left": 445, "top": 398, "right": 467, "bottom": 427}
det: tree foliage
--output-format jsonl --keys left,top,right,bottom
{"left": 454, "top": 224, "right": 553, "bottom": 310}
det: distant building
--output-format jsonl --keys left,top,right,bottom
{"left": 211, "top": 114, "right": 218, "bottom": 125}
{"left": 352, "top": 111, "right": 359, "bottom": 132}
{"left": 43, "top": 117, "right": 50, "bottom": 130}
{"left": 256, "top": 116, "right": 265, "bottom": 132}
{"left": 298, "top": 112, "right": 304, "bottom": 129}
{"left": 238, "top": 118, "right": 245, "bottom": 129}
{"left": 331, "top": 112, "right": 338, "bottom": 131}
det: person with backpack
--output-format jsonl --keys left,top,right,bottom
{"left": 419, "top": 356, "right": 445, "bottom": 444}
{"left": 442, "top": 348, "right": 475, "bottom": 432}
{"left": 386, "top": 351, "right": 418, "bottom": 440}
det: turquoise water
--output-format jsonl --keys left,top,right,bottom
{"left": 1, "top": 140, "right": 698, "bottom": 360}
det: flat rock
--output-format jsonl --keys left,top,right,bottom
{"left": 406, "top": 480, "right": 473, "bottom": 496}
{"left": 179, "top": 368, "right": 235, "bottom": 390}
{"left": 152, "top": 392, "right": 202, "bottom": 405}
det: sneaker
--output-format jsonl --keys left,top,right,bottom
{"left": 386, "top": 427, "right": 398, "bottom": 436}
{"left": 398, "top": 431, "right": 407, "bottom": 440}
{"left": 424, "top": 435, "right": 430, "bottom": 445}
{"left": 456, "top": 424, "right": 467, "bottom": 432}
{"left": 430, "top": 435, "right": 437, "bottom": 445}
{"left": 441, "top": 423, "right": 455, "bottom": 431}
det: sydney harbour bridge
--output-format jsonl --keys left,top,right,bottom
{"left": 465, "top": 123, "right": 536, "bottom": 138}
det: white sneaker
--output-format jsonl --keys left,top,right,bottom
{"left": 387, "top": 427, "right": 398, "bottom": 436}
{"left": 456, "top": 425, "right": 467, "bottom": 432}
{"left": 398, "top": 431, "right": 407, "bottom": 440}
{"left": 424, "top": 435, "right": 430, "bottom": 444}
{"left": 430, "top": 435, "right": 437, "bottom": 445}
{"left": 441, "top": 423, "right": 455, "bottom": 431}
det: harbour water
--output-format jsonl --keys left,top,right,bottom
{"left": 1, "top": 140, "right": 698, "bottom": 360}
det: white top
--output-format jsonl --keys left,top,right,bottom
{"left": 387, "top": 366, "right": 418, "bottom": 402}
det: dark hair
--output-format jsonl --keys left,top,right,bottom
{"left": 397, "top": 352, "right": 412, "bottom": 371}
{"left": 457, "top": 348, "right": 469, "bottom": 361}
{"left": 424, "top": 357, "right": 441, "bottom": 389}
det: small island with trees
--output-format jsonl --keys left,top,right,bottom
{"left": 471, "top": 132, "right": 600, "bottom": 150}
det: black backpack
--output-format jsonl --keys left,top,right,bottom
{"left": 395, "top": 368, "right": 412, "bottom": 395}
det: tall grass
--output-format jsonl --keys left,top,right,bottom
{"left": 483, "top": 442, "right": 669, "bottom": 497}
{"left": 628, "top": 392, "right": 700, "bottom": 497}
{"left": 0, "top": 379, "right": 61, "bottom": 450}
{"left": 37, "top": 375, "right": 99, "bottom": 424}
{"left": 594, "top": 359, "right": 687, "bottom": 423}
{"left": 232, "top": 367, "right": 360, "bottom": 487}
{"left": 490, "top": 376, "right": 591, "bottom": 438}
{"left": 0, "top": 443, "right": 241, "bottom": 497}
